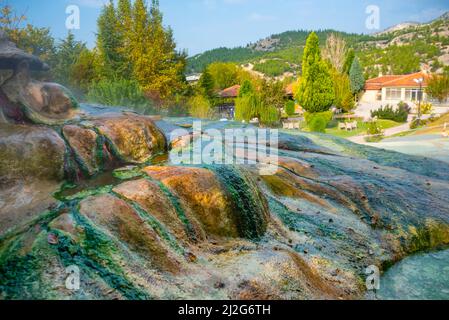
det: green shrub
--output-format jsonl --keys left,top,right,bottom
{"left": 235, "top": 93, "right": 281, "bottom": 126}
{"left": 410, "top": 117, "right": 430, "bottom": 129}
{"left": 285, "top": 101, "right": 296, "bottom": 116}
{"left": 420, "top": 102, "right": 433, "bottom": 115}
{"left": 304, "top": 111, "right": 333, "bottom": 133}
{"left": 371, "top": 103, "right": 409, "bottom": 122}
{"left": 87, "top": 79, "right": 153, "bottom": 113}
{"left": 187, "top": 95, "right": 212, "bottom": 119}
{"left": 366, "top": 120, "right": 383, "bottom": 135}
{"left": 260, "top": 105, "right": 280, "bottom": 127}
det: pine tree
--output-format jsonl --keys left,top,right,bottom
{"left": 199, "top": 69, "right": 215, "bottom": 99}
{"left": 129, "top": 0, "right": 186, "bottom": 102}
{"left": 297, "top": 32, "right": 335, "bottom": 113}
{"left": 128, "top": 0, "right": 150, "bottom": 88}
{"left": 71, "top": 48, "right": 97, "bottom": 92}
{"left": 116, "top": 0, "right": 133, "bottom": 76}
{"left": 52, "top": 32, "right": 86, "bottom": 87}
{"left": 349, "top": 57, "right": 365, "bottom": 94}
{"left": 96, "top": 0, "right": 122, "bottom": 79}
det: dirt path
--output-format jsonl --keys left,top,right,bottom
{"left": 348, "top": 123, "right": 411, "bottom": 145}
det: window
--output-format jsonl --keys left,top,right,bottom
{"left": 405, "top": 88, "right": 422, "bottom": 102}
{"left": 385, "top": 88, "right": 401, "bottom": 100}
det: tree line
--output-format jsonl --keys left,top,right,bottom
{"left": 0, "top": 0, "right": 187, "bottom": 110}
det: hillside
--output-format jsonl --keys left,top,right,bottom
{"left": 187, "top": 12, "right": 449, "bottom": 79}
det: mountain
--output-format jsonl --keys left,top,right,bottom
{"left": 375, "top": 22, "right": 421, "bottom": 36}
{"left": 187, "top": 12, "right": 449, "bottom": 78}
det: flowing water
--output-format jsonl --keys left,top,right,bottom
{"left": 377, "top": 249, "right": 449, "bottom": 300}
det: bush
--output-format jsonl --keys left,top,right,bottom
{"left": 366, "top": 120, "right": 383, "bottom": 135}
{"left": 371, "top": 103, "right": 409, "bottom": 122}
{"left": 187, "top": 95, "right": 212, "bottom": 119}
{"left": 410, "top": 117, "right": 430, "bottom": 129}
{"left": 304, "top": 111, "right": 333, "bottom": 133}
{"left": 420, "top": 102, "right": 433, "bottom": 115}
{"left": 235, "top": 93, "right": 281, "bottom": 126}
{"left": 87, "top": 79, "right": 153, "bottom": 113}
{"left": 235, "top": 94, "right": 259, "bottom": 122}
{"left": 285, "top": 101, "right": 296, "bottom": 116}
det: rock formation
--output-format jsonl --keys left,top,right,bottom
{"left": 0, "top": 34, "right": 167, "bottom": 234}
{"left": 1, "top": 35, "right": 449, "bottom": 300}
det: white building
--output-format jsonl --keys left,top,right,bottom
{"left": 361, "top": 72, "right": 429, "bottom": 105}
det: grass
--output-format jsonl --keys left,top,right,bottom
{"left": 387, "top": 112, "right": 449, "bottom": 138}
{"left": 325, "top": 119, "right": 402, "bottom": 138}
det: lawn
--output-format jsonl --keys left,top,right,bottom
{"left": 325, "top": 119, "right": 402, "bottom": 138}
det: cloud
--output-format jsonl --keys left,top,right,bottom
{"left": 248, "top": 12, "right": 277, "bottom": 22}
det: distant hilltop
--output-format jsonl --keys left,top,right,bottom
{"left": 187, "top": 10, "right": 449, "bottom": 78}
{"left": 376, "top": 11, "right": 449, "bottom": 36}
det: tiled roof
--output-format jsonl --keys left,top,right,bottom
{"left": 219, "top": 85, "right": 241, "bottom": 98}
{"left": 365, "top": 72, "right": 429, "bottom": 90}
{"left": 285, "top": 83, "right": 294, "bottom": 96}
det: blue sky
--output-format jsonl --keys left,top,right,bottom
{"left": 9, "top": 0, "right": 449, "bottom": 56}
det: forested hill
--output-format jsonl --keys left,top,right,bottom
{"left": 187, "top": 12, "right": 449, "bottom": 78}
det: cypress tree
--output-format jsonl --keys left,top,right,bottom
{"left": 297, "top": 32, "right": 335, "bottom": 113}
{"left": 343, "top": 49, "right": 355, "bottom": 75}
{"left": 349, "top": 57, "right": 365, "bottom": 94}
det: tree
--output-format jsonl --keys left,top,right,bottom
{"left": 322, "top": 33, "right": 347, "bottom": 73}
{"left": 234, "top": 81, "right": 281, "bottom": 126}
{"left": 128, "top": 0, "right": 186, "bottom": 102}
{"left": 238, "top": 79, "right": 254, "bottom": 97}
{"left": 96, "top": 0, "right": 123, "bottom": 79}
{"left": 71, "top": 48, "right": 98, "bottom": 92}
{"left": 207, "top": 62, "right": 240, "bottom": 90}
{"left": 261, "top": 80, "right": 285, "bottom": 112}
{"left": 116, "top": 0, "right": 133, "bottom": 76}
{"left": 349, "top": 57, "right": 365, "bottom": 94}
{"left": 426, "top": 73, "right": 449, "bottom": 103}
{"left": 198, "top": 69, "right": 215, "bottom": 99}
{"left": 343, "top": 49, "right": 355, "bottom": 75}
{"left": 52, "top": 32, "right": 86, "bottom": 88}
{"left": 187, "top": 94, "right": 212, "bottom": 119}
{"left": 297, "top": 32, "right": 335, "bottom": 113}
{"left": 332, "top": 70, "right": 354, "bottom": 112}
{"left": 285, "top": 100, "right": 295, "bottom": 116}
{"left": 0, "top": 2, "right": 55, "bottom": 64}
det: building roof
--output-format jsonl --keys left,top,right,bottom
{"left": 219, "top": 85, "right": 241, "bottom": 98}
{"left": 285, "top": 83, "right": 294, "bottom": 96}
{"left": 365, "top": 72, "right": 429, "bottom": 90}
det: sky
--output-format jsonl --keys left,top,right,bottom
{"left": 8, "top": 0, "right": 449, "bottom": 56}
